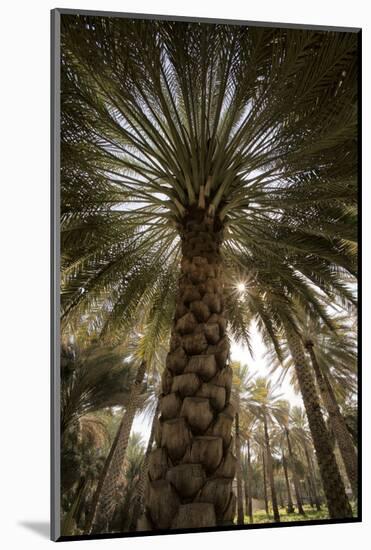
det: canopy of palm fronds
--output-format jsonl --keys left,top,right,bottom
{"left": 60, "top": 16, "right": 357, "bottom": 348}
{"left": 265, "top": 309, "right": 357, "bottom": 399}
{"left": 61, "top": 341, "right": 136, "bottom": 434}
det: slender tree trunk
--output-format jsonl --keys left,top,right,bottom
{"left": 285, "top": 428, "right": 306, "bottom": 515}
{"left": 262, "top": 449, "right": 269, "bottom": 515}
{"left": 235, "top": 413, "right": 245, "bottom": 524}
{"left": 131, "top": 401, "right": 161, "bottom": 530}
{"left": 306, "top": 477, "right": 314, "bottom": 508}
{"left": 62, "top": 477, "right": 86, "bottom": 536}
{"left": 87, "top": 361, "right": 147, "bottom": 534}
{"left": 285, "top": 329, "right": 352, "bottom": 519}
{"left": 282, "top": 451, "right": 295, "bottom": 513}
{"left": 263, "top": 413, "right": 280, "bottom": 522}
{"left": 303, "top": 441, "right": 321, "bottom": 511}
{"left": 75, "top": 478, "right": 91, "bottom": 527}
{"left": 244, "top": 479, "right": 250, "bottom": 522}
{"left": 143, "top": 210, "right": 235, "bottom": 530}
{"left": 247, "top": 439, "right": 253, "bottom": 523}
{"left": 306, "top": 342, "right": 358, "bottom": 499}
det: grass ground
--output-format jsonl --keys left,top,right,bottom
{"left": 241, "top": 502, "right": 358, "bottom": 525}
{"left": 250, "top": 504, "right": 329, "bottom": 523}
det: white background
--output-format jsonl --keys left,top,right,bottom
{"left": 0, "top": 0, "right": 369, "bottom": 548}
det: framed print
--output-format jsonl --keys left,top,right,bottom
{"left": 51, "top": 8, "right": 361, "bottom": 542}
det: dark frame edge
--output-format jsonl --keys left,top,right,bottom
{"left": 51, "top": 7, "right": 61, "bottom": 543}
{"left": 57, "top": 516, "right": 361, "bottom": 543}
{"left": 356, "top": 27, "right": 362, "bottom": 524}
{"left": 55, "top": 7, "right": 360, "bottom": 33}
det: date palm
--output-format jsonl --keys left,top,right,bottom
{"left": 275, "top": 400, "right": 305, "bottom": 515}
{"left": 87, "top": 340, "right": 165, "bottom": 533}
{"left": 61, "top": 340, "right": 135, "bottom": 436}
{"left": 268, "top": 309, "right": 357, "bottom": 499}
{"left": 230, "top": 361, "right": 254, "bottom": 524}
{"left": 240, "top": 412, "right": 256, "bottom": 523}
{"left": 290, "top": 406, "right": 322, "bottom": 511}
{"left": 249, "top": 377, "right": 284, "bottom": 522}
{"left": 303, "top": 318, "right": 358, "bottom": 498}
{"left": 61, "top": 15, "right": 357, "bottom": 529}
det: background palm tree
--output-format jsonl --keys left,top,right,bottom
{"left": 61, "top": 340, "right": 135, "bottom": 436}
{"left": 230, "top": 361, "right": 253, "bottom": 524}
{"left": 267, "top": 309, "right": 357, "bottom": 500}
{"left": 87, "top": 338, "right": 166, "bottom": 533}
{"left": 60, "top": 16, "right": 358, "bottom": 530}
{"left": 290, "top": 406, "right": 323, "bottom": 511}
{"left": 249, "top": 377, "right": 284, "bottom": 522}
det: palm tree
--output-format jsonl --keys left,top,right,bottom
{"left": 275, "top": 307, "right": 358, "bottom": 499}
{"left": 61, "top": 340, "right": 135, "bottom": 436}
{"left": 87, "top": 338, "right": 167, "bottom": 533}
{"left": 249, "top": 377, "right": 282, "bottom": 522}
{"left": 275, "top": 400, "right": 305, "bottom": 515}
{"left": 230, "top": 361, "right": 254, "bottom": 524}
{"left": 281, "top": 450, "right": 295, "bottom": 514}
{"left": 110, "top": 432, "right": 146, "bottom": 532}
{"left": 304, "top": 327, "right": 357, "bottom": 498}
{"left": 132, "top": 400, "right": 161, "bottom": 530}
{"left": 240, "top": 412, "right": 256, "bottom": 523}
{"left": 88, "top": 359, "right": 147, "bottom": 533}
{"left": 61, "top": 411, "right": 114, "bottom": 535}
{"left": 61, "top": 17, "right": 357, "bottom": 529}
{"left": 260, "top": 291, "right": 354, "bottom": 518}
{"left": 284, "top": 327, "right": 353, "bottom": 518}
{"left": 290, "top": 406, "right": 322, "bottom": 511}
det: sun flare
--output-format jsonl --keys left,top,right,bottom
{"left": 236, "top": 282, "right": 246, "bottom": 293}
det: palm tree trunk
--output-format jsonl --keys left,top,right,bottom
{"left": 144, "top": 211, "right": 235, "bottom": 530}
{"left": 131, "top": 400, "right": 161, "bottom": 530}
{"left": 306, "top": 342, "right": 357, "bottom": 499}
{"left": 62, "top": 477, "right": 86, "bottom": 536}
{"left": 261, "top": 449, "right": 269, "bottom": 515}
{"left": 282, "top": 451, "right": 295, "bottom": 513}
{"left": 285, "top": 428, "right": 306, "bottom": 515}
{"left": 87, "top": 360, "right": 147, "bottom": 534}
{"left": 244, "top": 479, "right": 250, "bottom": 522}
{"left": 285, "top": 329, "right": 352, "bottom": 519}
{"left": 306, "top": 477, "right": 314, "bottom": 508}
{"left": 263, "top": 413, "right": 280, "bottom": 522}
{"left": 235, "top": 413, "right": 245, "bottom": 524}
{"left": 303, "top": 441, "right": 321, "bottom": 511}
{"left": 247, "top": 439, "right": 253, "bottom": 523}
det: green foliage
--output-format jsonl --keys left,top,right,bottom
{"left": 61, "top": 340, "right": 136, "bottom": 434}
{"left": 60, "top": 17, "right": 357, "bottom": 349}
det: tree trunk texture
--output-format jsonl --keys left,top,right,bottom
{"left": 262, "top": 449, "right": 269, "bottom": 515}
{"left": 306, "top": 342, "right": 358, "bottom": 499}
{"left": 143, "top": 211, "right": 235, "bottom": 530}
{"left": 247, "top": 439, "right": 253, "bottom": 523}
{"left": 286, "top": 329, "right": 352, "bottom": 519}
{"left": 303, "top": 441, "right": 321, "bottom": 511}
{"left": 282, "top": 451, "right": 295, "bottom": 513}
{"left": 263, "top": 413, "right": 280, "bottom": 522}
{"left": 285, "top": 429, "right": 306, "bottom": 515}
{"left": 235, "top": 414, "right": 245, "bottom": 524}
{"left": 88, "top": 361, "right": 147, "bottom": 534}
